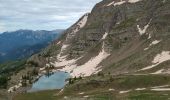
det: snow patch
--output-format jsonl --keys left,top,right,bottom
{"left": 150, "top": 40, "right": 161, "bottom": 46}
{"left": 54, "top": 58, "right": 77, "bottom": 68}
{"left": 114, "top": 1, "right": 126, "bottom": 6}
{"left": 119, "top": 90, "right": 131, "bottom": 94}
{"left": 8, "top": 83, "right": 22, "bottom": 93}
{"left": 144, "top": 40, "right": 161, "bottom": 51}
{"left": 78, "top": 14, "right": 88, "bottom": 29}
{"left": 57, "top": 42, "right": 110, "bottom": 77}
{"left": 148, "top": 34, "right": 151, "bottom": 39}
{"left": 64, "top": 96, "right": 68, "bottom": 99}
{"left": 128, "top": 0, "right": 141, "bottom": 3}
{"left": 151, "top": 88, "right": 170, "bottom": 91}
{"left": 151, "top": 85, "right": 169, "bottom": 89}
{"left": 109, "top": 88, "right": 115, "bottom": 91}
{"left": 101, "top": 32, "right": 108, "bottom": 40}
{"left": 151, "top": 69, "right": 164, "bottom": 74}
{"left": 137, "top": 20, "right": 152, "bottom": 35}
{"left": 83, "top": 95, "right": 89, "bottom": 98}
{"left": 144, "top": 47, "right": 149, "bottom": 51}
{"left": 152, "top": 51, "right": 170, "bottom": 64}
{"left": 70, "top": 42, "right": 110, "bottom": 77}
{"left": 65, "top": 13, "right": 89, "bottom": 42}
{"left": 107, "top": 1, "right": 115, "bottom": 6}
{"left": 107, "top": 0, "right": 142, "bottom": 7}
{"left": 79, "top": 92, "right": 85, "bottom": 95}
{"left": 135, "top": 88, "right": 146, "bottom": 91}
{"left": 56, "top": 44, "right": 70, "bottom": 62}
{"left": 57, "top": 41, "right": 61, "bottom": 45}
{"left": 61, "top": 44, "right": 69, "bottom": 51}
{"left": 116, "top": 22, "right": 121, "bottom": 25}
{"left": 137, "top": 24, "right": 149, "bottom": 35}
{"left": 40, "top": 67, "right": 45, "bottom": 71}
{"left": 140, "top": 51, "right": 170, "bottom": 71}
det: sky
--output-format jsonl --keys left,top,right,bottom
{"left": 0, "top": 0, "right": 102, "bottom": 33}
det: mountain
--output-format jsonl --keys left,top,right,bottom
{"left": 31, "top": 0, "right": 170, "bottom": 76}
{"left": 4, "top": 0, "right": 170, "bottom": 99}
{"left": 0, "top": 29, "right": 63, "bottom": 63}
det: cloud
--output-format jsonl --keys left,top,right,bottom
{"left": 0, "top": 22, "right": 6, "bottom": 33}
{"left": 0, "top": 0, "right": 102, "bottom": 32}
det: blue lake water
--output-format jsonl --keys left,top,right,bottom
{"left": 28, "top": 71, "right": 70, "bottom": 92}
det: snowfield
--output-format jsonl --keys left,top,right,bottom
{"left": 151, "top": 69, "right": 164, "bottom": 74}
{"left": 55, "top": 14, "right": 89, "bottom": 63}
{"left": 107, "top": 1, "right": 115, "bottom": 6}
{"left": 140, "top": 51, "right": 170, "bottom": 71}
{"left": 119, "top": 90, "right": 131, "bottom": 94}
{"left": 65, "top": 13, "right": 88, "bottom": 42}
{"left": 144, "top": 40, "right": 161, "bottom": 50}
{"left": 128, "top": 0, "right": 141, "bottom": 3}
{"left": 107, "top": 0, "right": 142, "bottom": 6}
{"left": 135, "top": 88, "right": 146, "bottom": 91}
{"left": 137, "top": 20, "right": 151, "bottom": 35}
{"left": 53, "top": 29, "right": 110, "bottom": 77}
{"left": 150, "top": 40, "right": 161, "bottom": 45}
{"left": 53, "top": 39, "right": 110, "bottom": 77}
{"left": 114, "top": 1, "right": 126, "bottom": 6}
{"left": 57, "top": 42, "right": 110, "bottom": 77}
{"left": 151, "top": 88, "right": 170, "bottom": 91}
{"left": 101, "top": 32, "right": 108, "bottom": 40}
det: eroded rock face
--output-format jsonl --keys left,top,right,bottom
{"left": 30, "top": 0, "right": 170, "bottom": 77}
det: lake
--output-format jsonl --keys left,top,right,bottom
{"left": 28, "top": 71, "right": 70, "bottom": 92}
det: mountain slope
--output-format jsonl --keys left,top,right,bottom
{"left": 30, "top": 0, "right": 170, "bottom": 77}
{"left": 0, "top": 29, "right": 63, "bottom": 63}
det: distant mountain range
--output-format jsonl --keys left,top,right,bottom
{"left": 0, "top": 29, "right": 63, "bottom": 63}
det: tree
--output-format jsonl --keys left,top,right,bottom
{"left": 68, "top": 78, "right": 74, "bottom": 84}
{"left": 74, "top": 76, "right": 77, "bottom": 81}
{"left": 78, "top": 76, "right": 82, "bottom": 80}
{"left": 32, "top": 68, "right": 38, "bottom": 75}
{"left": 97, "top": 72, "right": 104, "bottom": 77}
{"left": 0, "top": 76, "right": 8, "bottom": 88}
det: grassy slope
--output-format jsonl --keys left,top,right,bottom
{"left": 0, "top": 59, "right": 26, "bottom": 75}
{"left": 13, "top": 90, "right": 60, "bottom": 100}
{"left": 0, "top": 60, "right": 27, "bottom": 100}
{"left": 14, "top": 74, "right": 170, "bottom": 100}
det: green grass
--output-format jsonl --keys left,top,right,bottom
{"left": 128, "top": 90, "right": 170, "bottom": 100}
{"left": 14, "top": 90, "right": 60, "bottom": 100}
{"left": 0, "top": 59, "right": 27, "bottom": 89}
{"left": 13, "top": 74, "right": 170, "bottom": 100}
{"left": 0, "top": 90, "right": 8, "bottom": 100}
{"left": 14, "top": 88, "right": 170, "bottom": 100}
{"left": 116, "top": 75, "right": 170, "bottom": 89}
{"left": 90, "top": 92, "right": 116, "bottom": 100}
{"left": 64, "top": 74, "right": 170, "bottom": 92}
{"left": 0, "top": 59, "right": 26, "bottom": 75}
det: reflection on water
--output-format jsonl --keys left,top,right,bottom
{"left": 28, "top": 71, "right": 69, "bottom": 92}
